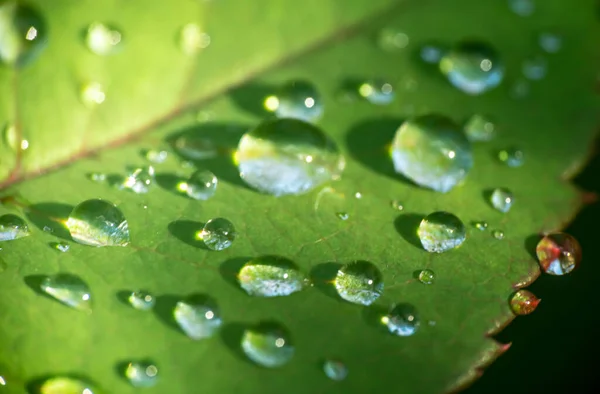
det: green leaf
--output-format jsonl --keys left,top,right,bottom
{"left": 0, "top": 0, "right": 598, "bottom": 393}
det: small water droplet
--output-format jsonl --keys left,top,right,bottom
{"left": 358, "top": 79, "right": 395, "bottom": 105}
{"left": 509, "top": 289, "right": 540, "bottom": 315}
{"left": 144, "top": 149, "right": 168, "bottom": 164}
{"left": 418, "top": 211, "right": 466, "bottom": 253}
{"left": 0, "top": 214, "right": 30, "bottom": 241}
{"left": 51, "top": 242, "right": 70, "bottom": 252}
{"left": 508, "top": 0, "right": 535, "bottom": 16}
{"left": 418, "top": 269, "right": 435, "bottom": 285}
{"left": 42, "top": 225, "right": 52, "bottom": 233}
{"left": 179, "top": 23, "right": 210, "bottom": 55}
{"left": 122, "top": 166, "right": 155, "bottom": 194}
{"left": 196, "top": 218, "right": 236, "bottom": 251}
{"left": 381, "top": 303, "right": 420, "bottom": 336}
{"left": 334, "top": 261, "right": 383, "bottom": 306}
{"left": 492, "top": 229, "right": 505, "bottom": 240}
{"left": 238, "top": 256, "right": 308, "bottom": 297}
{"left": 241, "top": 322, "right": 294, "bottom": 368}
{"left": 391, "top": 114, "right": 473, "bottom": 193}
{"left": 490, "top": 188, "right": 514, "bottom": 213}
{"left": 183, "top": 169, "right": 218, "bottom": 200}
{"left": 235, "top": 118, "right": 345, "bottom": 196}
{"left": 336, "top": 212, "right": 349, "bottom": 220}
{"left": 124, "top": 361, "right": 158, "bottom": 387}
{"left": 66, "top": 199, "right": 130, "bottom": 247}
{"left": 40, "top": 273, "right": 92, "bottom": 312}
{"left": 86, "top": 172, "right": 106, "bottom": 182}
{"left": 390, "top": 200, "right": 404, "bottom": 211}
{"left": 173, "top": 134, "right": 218, "bottom": 160}
{"left": 0, "top": 2, "right": 47, "bottom": 66}
{"left": 323, "top": 359, "right": 348, "bottom": 381}
{"left": 377, "top": 28, "right": 409, "bottom": 51}
{"left": 20, "top": 139, "right": 29, "bottom": 150}
{"left": 464, "top": 114, "right": 496, "bottom": 141}
{"left": 539, "top": 31, "right": 562, "bottom": 53}
{"left": 80, "top": 82, "right": 106, "bottom": 107}
{"left": 522, "top": 55, "right": 547, "bottom": 80}
{"left": 354, "top": 192, "right": 362, "bottom": 199}
{"left": 439, "top": 41, "right": 504, "bottom": 95}
{"left": 173, "top": 294, "right": 222, "bottom": 339}
{"left": 85, "top": 22, "right": 122, "bottom": 55}
{"left": 472, "top": 221, "right": 488, "bottom": 231}
{"left": 128, "top": 290, "right": 155, "bottom": 311}
{"left": 498, "top": 147, "right": 524, "bottom": 167}
{"left": 536, "top": 232, "right": 581, "bottom": 275}
{"left": 420, "top": 44, "right": 444, "bottom": 64}
{"left": 266, "top": 80, "right": 323, "bottom": 122}
{"left": 38, "top": 376, "right": 97, "bottom": 394}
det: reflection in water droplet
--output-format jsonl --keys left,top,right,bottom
{"left": 391, "top": 200, "right": 404, "bottom": 211}
{"left": 0, "top": 2, "right": 47, "bottom": 66}
{"left": 174, "top": 295, "right": 222, "bottom": 339}
{"left": 391, "top": 114, "right": 473, "bottom": 193}
{"left": 381, "top": 303, "right": 420, "bottom": 336}
{"left": 490, "top": 188, "right": 514, "bottom": 213}
{"left": 439, "top": 41, "right": 504, "bottom": 95}
{"left": 358, "top": 79, "right": 395, "bottom": 105}
{"left": 536, "top": 232, "right": 581, "bottom": 275}
{"left": 66, "top": 199, "right": 130, "bottom": 247}
{"left": 522, "top": 55, "right": 547, "bottom": 80}
{"left": 510, "top": 289, "right": 540, "bottom": 315}
{"left": 334, "top": 261, "right": 383, "bottom": 306}
{"left": 197, "top": 218, "right": 236, "bottom": 251}
{"left": 144, "top": 149, "right": 168, "bottom": 164}
{"left": 0, "top": 214, "right": 30, "bottom": 241}
{"left": 0, "top": 375, "right": 5, "bottom": 386}
{"left": 128, "top": 290, "right": 155, "bottom": 311}
{"left": 80, "top": 82, "right": 105, "bottom": 107}
{"left": 241, "top": 322, "right": 294, "bottom": 368}
{"left": 40, "top": 273, "right": 92, "bottom": 312}
{"left": 38, "top": 376, "right": 97, "bottom": 394}
{"left": 182, "top": 169, "right": 218, "bottom": 200}
{"left": 238, "top": 256, "right": 308, "bottom": 297}
{"left": 266, "top": 80, "right": 323, "bottom": 123}
{"left": 122, "top": 166, "right": 155, "bottom": 194}
{"left": 51, "top": 242, "right": 70, "bottom": 252}
{"left": 85, "top": 22, "right": 122, "bottom": 55}
{"left": 235, "top": 118, "right": 345, "bottom": 196}
{"left": 418, "top": 211, "right": 466, "bottom": 253}
{"left": 498, "top": 147, "right": 524, "bottom": 167}
{"left": 125, "top": 361, "right": 159, "bottom": 387}
{"left": 492, "top": 229, "right": 505, "bottom": 240}
{"left": 420, "top": 44, "right": 444, "bottom": 64}
{"left": 539, "top": 31, "right": 562, "bottom": 53}
{"left": 508, "top": 0, "right": 535, "bottom": 16}
{"left": 179, "top": 23, "right": 211, "bottom": 55}
{"left": 377, "top": 28, "right": 409, "bottom": 51}
{"left": 323, "top": 359, "right": 348, "bottom": 381}
{"left": 464, "top": 114, "right": 495, "bottom": 141}
{"left": 472, "top": 221, "right": 488, "bottom": 231}
{"left": 418, "top": 269, "right": 435, "bottom": 285}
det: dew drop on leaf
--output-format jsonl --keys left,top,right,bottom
{"left": 66, "top": 199, "right": 130, "bottom": 247}
{"left": 266, "top": 80, "right": 323, "bottom": 122}
{"left": 377, "top": 28, "right": 409, "bottom": 52}
{"left": 122, "top": 166, "right": 155, "bottom": 194}
{"left": 509, "top": 289, "right": 541, "bottom": 315}
{"left": 235, "top": 118, "right": 345, "bottom": 196}
{"left": 418, "top": 269, "right": 435, "bottom": 285}
{"left": 323, "top": 359, "right": 348, "bottom": 381}
{"left": 391, "top": 114, "right": 473, "bottom": 193}
{"left": 498, "top": 146, "right": 524, "bottom": 167}
{"left": 492, "top": 229, "right": 505, "bottom": 240}
{"left": 334, "top": 260, "right": 384, "bottom": 306}
{"left": 50, "top": 242, "right": 70, "bottom": 252}
{"left": 508, "top": 0, "right": 535, "bottom": 16}
{"left": 183, "top": 169, "right": 218, "bottom": 200}
{"left": 439, "top": 41, "right": 504, "bottom": 95}
{"left": 237, "top": 256, "right": 308, "bottom": 297}
{"left": 490, "top": 188, "right": 514, "bottom": 213}
{"left": 336, "top": 212, "right": 349, "bottom": 220}
{"left": 390, "top": 200, "right": 404, "bottom": 211}
{"left": 86, "top": 172, "right": 106, "bottom": 183}
{"left": 0, "top": 2, "right": 46, "bottom": 66}
{"left": 381, "top": 303, "right": 420, "bottom": 337}
{"left": 173, "top": 134, "right": 218, "bottom": 160}
{"left": 40, "top": 273, "right": 92, "bottom": 312}
{"left": 417, "top": 211, "right": 466, "bottom": 253}
{"left": 464, "top": 114, "right": 496, "bottom": 142}
{"left": 85, "top": 22, "right": 122, "bottom": 55}
{"left": 80, "top": 82, "right": 105, "bottom": 107}
{"left": 358, "top": 79, "right": 395, "bottom": 105}
{"left": 522, "top": 55, "right": 547, "bottom": 80}
{"left": 420, "top": 44, "right": 444, "bottom": 64}
{"left": 144, "top": 149, "right": 168, "bottom": 164}
{"left": 173, "top": 295, "right": 222, "bottom": 339}
{"left": 128, "top": 290, "right": 155, "bottom": 311}
{"left": 241, "top": 322, "right": 294, "bottom": 368}
{"left": 536, "top": 232, "right": 582, "bottom": 275}
{"left": 539, "top": 31, "right": 562, "bottom": 53}
{"left": 124, "top": 361, "right": 159, "bottom": 387}
{"left": 472, "top": 221, "right": 488, "bottom": 231}
{"left": 38, "top": 376, "right": 97, "bottom": 394}
{"left": 196, "top": 217, "right": 236, "bottom": 251}
{"left": 0, "top": 214, "right": 30, "bottom": 241}
{"left": 179, "top": 23, "right": 211, "bottom": 55}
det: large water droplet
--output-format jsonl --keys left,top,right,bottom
{"left": 439, "top": 41, "right": 504, "bottom": 95}
{"left": 265, "top": 80, "right": 323, "bottom": 122}
{"left": 509, "top": 289, "right": 540, "bottom": 315}
{"left": 128, "top": 290, "right": 155, "bottom": 311}
{"left": 182, "top": 169, "right": 218, "bottom": 200}
{"left": 0, "top": 214, "right": 30, "bottom": 241}
{"left": 40, "top": 274, "right": 92, "bottom": 312}
{"left": 238, "top": 256, "right": 308, "bottom": 297}
{"left": 38, "top": 376, "right": 97, "bottom": 394}
{"left": 241, "top": 322, "right": 294, "bottom": 368}
{"left": 418, "top": 211, "right": 466, "bottom": 253}
{"left": 498, "top": 147, "right": 524, "bottom": 167}
{"left": 522, "top": 55, "right": 547, "bottom": 80}
{"left": 323, "top": 359, "right": 348, "bottom": 381}
{"left": 490, "top": 188, "right": 514, "bottom": 213}
{"left": 508, "top": 0, "right": 535, "bottom": 16}
{"left": 66, "top": 199, "right": 130, "bottom": 247}
{"left": 391, "top": 114, "right": 473, "bottom": 193}
{"left": 464, "top": 114, "right": 496, "bottom": 142}
{"left": 536, "top": 232, "right": 581, "bottom": 275}
{"left": 122, "top": 166, "right": 155, "bottom": 194}
{"left": 358, "top": 79, "right": 395, "bottom": 105}
{"left": 334, "top": 261, "right": 383, "bottom": 306}
{"left": 80, "top": 82, "right": 105, "bottom": 107}
{"left": 417, "top": 269, "right": 435, "bottom": 285}
{"left": 173, "top": 294, "right": 222, "bottom": 339}
{"left": 0, "top": 2, "right": 46, "bottom": 66}
{"left": 179, "top": 23, "right": 210, "bottom": 55}
{"left": 235, "top": 118, "right": 345, "bottom": 196}
{"left": 85, "top": 22, "right": 122, "bottom": 55}
{"left": 196, "top": 218, "right": 236, "bottom": 251}
{"left": 539, "top": 31, "right": 562, "bottom": 53}
{"left": 381, "top": 303, "right": 420, "bottom": 336}
{"left": 124, "top": 361, "right": 159, "bottom": 387}
{"left": 377, "top": 28, "right": 409, "bottom": 51}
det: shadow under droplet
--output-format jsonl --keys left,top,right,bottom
{"left": 219, "top": 257, "right": 251, "bottom": 294}
{"left": 220, "top": 322, "right": 255, "bottom": 366}
{"left": 25, "top": 202, "right": 73, "bottom": 241}
{"left": 309, "top": 262, "right": 343, "bottom": 301}
{"left": 152, "top": 294, "right": 182, "bottom": 334}
{"left": 155, "top": 173, "right": 188, "bottom": 198}
{"left": 228, "top": 82, "right": 277, "bottom": 118}
{"left": 482, "top": 188, "right": 495, "bottom": 209}
{"left": 361, "top": 304, "right": 389, "bottom": 330}
{"left": 394, "top": 213, "right": 425, "bottom": 250}
{"left": 167, "top": 220, "right": 208, "bottom": 249}
{"left": 114, "top": 361, "right": 130, "bottom": 382}
{"left": 23, "top": 274, "right": 51, "bottom": 298}
{"left": 116, "top": 290, "right": 132, "bottom": 307}
{"left": 525, "top": 233, "right": 542, "bottom": 261}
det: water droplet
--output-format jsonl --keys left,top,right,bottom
{"left": 40, "top": 274, "right": 92, "bottom": 312}
{"left": 128, "top": 290, "right": 155, "bottom": 311}
{"left": 358, "top": 79, "right": 395, "bottom": 105}
{"left": 266, "top": 80, "right": 323, "bottom": 122}
{"left": 38, "top": 376, "right": 97, "bottom": 394}
{"left": 420, "top": 44, "right": 444, "bottom": 64}
{"left": 391, "top": 200, "right": 404, "bottom": 211}
{"left": 334, "top": 261, "right": 383, "bottom": 306}
{"left": 85, "top": 22, "right": 122, "bottom": 55}
{"left": 539, "top": 31, "right": 562, "bottom": 53}
{"left": 418, "top": 211, "right": 466, "bottom": 253}
{"left": 0, "top": 375, "right": 5, "bottom": 386}
{"left": 381, "top": 303, "right": 420, "bottom": 336}
{"left": 509, "top": 289, "right": 540, "bottom": 315}
{"left": 80, "top": 82, "right": 105, "bottom": 107}
{"left": 377, "top": 28, "right": 409, "bottom": 51}
{"left": 124, "top": 361, "right": 158, "bottom": 387}
{"left": 536, "top": 232, "right": 581, "bottom": 275}
{"left": 498, "top": 147, "right": 524, "bottom": 167}
{"left": 182, "top": 169, "right": 218, "bottom": 200}
{"left": 144, "top": 149, "right": 168, "bottom": 164}
{"left": 122, "top": 166, "right": 155, "bottom": 194}
{"left": 238, "top": 256, "right": 308, "bottom": 297}
{"left": 20, "top": 139, "right": 29, "bottom": 150}
{"left": 235, "top": 118, "right": 345, "bottom": 196}
{"left": 3, "top": 123, "right": 18, "bottom": 151}
{"left": 418, "top": 269, "right": 435, "bottom": 284}
{"left": 196, "top": 218, "right": 236, "bottom": 251}
{"left": 472, "top": 221, "right": 488, "bottom": 231}
{"left": 51, "top": 242, "right": 70, "bottom": 252}
{"left": 323, "top": 359, "right": 348, "bottom": 381}
{"left": 179, "top": 23, "right": 210, "bottom": 55}
{"left": 66, "top": 199, "right": 130, "bottom": 247}
{"left": 391, "top": 115, "right": 473, "bottom": 193}
{"left": 336, "top": 212, "right": 349, "bottom": 220}
{"left": 0, "top": 2, "right": 47, "bottom": 66}
{"left": 43, "top": 225, "right": 53, "bottom": 233}
{"left": 0, "top": 214, "right": 30, "bottom": 241}
{"left": 241, "top": 322, "right": 294, "bottom": 368}
{"left": 508, "top": 0, "right": 535, "bottom": 16}
{"left": 173, "top": 134, "right": 218, "bottom": 160}
{"left": 464, "top": 114, "right": 496, "bottom": 141}
{"left": 354, "top": 192, "right": 362, "bottom": 199}
{"left": 86, "top": 172, "right": 106, "bottom": 182}
{"left": 522, "top": 55, "right": 547, "bottom": 80}
{"left": 492, "top": 229, "right": 505, "bottom": 240}
{"left": 490, "top": 188, "right": 514, "bottom": 213}
{"left": 439, "top": 41, "right": 504, "bottom": 95}
{"left": 173, "top": 295, "right": 222, "bottom": 339}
